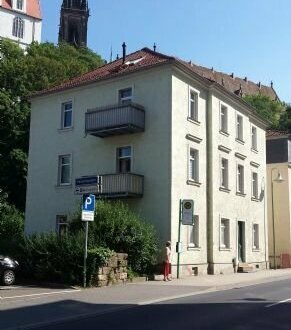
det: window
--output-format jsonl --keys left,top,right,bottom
{"left": 119, "top": 88, "right": 132, "bottom": 105}
{"left": 251, "top": 126, "right": 257, "bottom": 150}
{"left": 58, "top": 155, "right": 71, "bottom": 185}
{"left": 189, "top": 148, "right": 199, "bottom": 182}
{"left": 189, "top": 90, "right": 198, "bottom": 121}
{"left": 56, "top": 215, "right": 68, "bottom": 236}
{"left": 117, "top": 146, "right": 131, "bottom": 173}
{"left": 220, "top": 105, "right": 228, "bottom": 133}
{"left": 253, "top": 224, "right": 259, "bottom": 249}
{"left": 220, "top": 158, "right": 229, "bottom": 189}
{"left": 252, "top": 172, "right": 258, "bottom": 199}
{"left": 188, "top": 216, "right": 199, "bottom": 248}
{"left": 220, "top": 218, "right": 230, "bottom": 248}
{"left": 16, "top": 0, "right": 23, "bottom": 10}
{"left": 61, "top": 101, "right": 73, "bottom": 129}
{"left": 237, "top": 164, "right": 244, "bottom": 194}
{"left": 12, "top": 17, "right": 24, "bottom": 39}
{"left": 236, "top": 114, "right": 243, "bottom": 141}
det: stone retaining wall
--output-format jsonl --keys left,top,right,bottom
{"left": 91, "top": 253, "right": 128, "bottom": 287}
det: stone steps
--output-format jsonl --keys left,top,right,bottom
{"left": 237, "top": 263, "right": 254, "bottom": 273}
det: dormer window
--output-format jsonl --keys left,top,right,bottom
{"left": 17, "top": 0, "right": 24, "bottom": 10}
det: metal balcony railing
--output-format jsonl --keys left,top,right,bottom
{"left": 85, "top": 102, "right": 145, "bottom": 137}
{"left": 95, "top": 173, "right": 144, "bottom": 198}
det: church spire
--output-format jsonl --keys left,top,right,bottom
{"left": 58, "top": 0, "right": 89, "bottom": 47}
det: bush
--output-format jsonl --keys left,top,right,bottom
{"left": 71, "top": 200, "right": 159, "bottom": 275}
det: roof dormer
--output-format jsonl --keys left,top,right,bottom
{"left": 12, "top": 0, "right": 26, "bottom": 13}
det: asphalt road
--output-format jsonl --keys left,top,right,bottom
{"left": 35, "top": 279, "right": 291, "bottom": 330}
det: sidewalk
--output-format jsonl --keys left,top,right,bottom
{"left": 1, "top": 269, "right": 291, "bottom": 330}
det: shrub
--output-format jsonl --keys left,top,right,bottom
{"left": 71, "top": 200, "right": 159, "bottom": 275}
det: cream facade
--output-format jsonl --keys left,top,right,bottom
{"left": 25, "top": 49, "right": 269, "bottom": 276}
{"left": 266, "top": 134, "right": 291, "bottom": 268}
{"left": 0, "top": 0, "right": 42, "bottom": 49}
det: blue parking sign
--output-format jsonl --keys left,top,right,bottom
{"left": 82, "top": 194, "right": 95, "bottom": 212}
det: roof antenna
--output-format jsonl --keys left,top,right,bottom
{"left": 271, "top": 80, "right": 274, "bottom": 88}
{"left": 122, "top": 42, "right": 126, "bottom": 64}
{"left": 153, "top": 43, "right": 157, "bottom": 52}
{"left": 110, "top": 45, "right": 113, "bottom": 62}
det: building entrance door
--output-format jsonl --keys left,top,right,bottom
{"left": 238, "top": 221, "right": 245, "bottom": 263}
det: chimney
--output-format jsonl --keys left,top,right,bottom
{"left": 122, "top": 42, "right": 126, "bottom": 64}
{"left": 258, "top": 82, "right": 261, "bottom": 89}
{"left": 230, "top": 73, "right": 234, "bottom": 79}
{"left": 211, "top": 67, "right": 214, "bottom": 73}
{"left": 153, "top": 43, "right": 157, "bottom": 52}
{"left": 244, "top": 77, "right": 248, "bottom": 82}
{"left": 116, "top": 54, "right": 119, "bottom": 60}
{"left": 271, "top": 80, "right": 274, "bottom": 88}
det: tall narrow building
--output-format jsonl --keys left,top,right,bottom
{"left": 58, "top": 0, "right": 89, "bottom": 47}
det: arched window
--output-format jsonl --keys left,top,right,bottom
{"left": 12, "top": 17, "right": 24, "bottom": 39}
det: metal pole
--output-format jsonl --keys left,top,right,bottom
{"left": 271, "top": 180, "right": 276, "bottom": 270}
{"left": 83, "top": 221, "right": 89, "bottom": 288}
{"left": 177, "top": 200, "right": 182, "bottom": 279}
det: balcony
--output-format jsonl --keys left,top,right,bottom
{"left": 95, "top": 173, "right": 144, "bottom": 198}
{"left": 85, "top": 103, "right": 145, "bottom": 137}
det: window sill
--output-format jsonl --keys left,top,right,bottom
{"left": 236, "top": 192, "right": 246, "bottom": 197}
{"left": 58, "top": 127, "right": 74, "bottom": 133}
{"left": 252, "top": 248, "right": 261, "bottom": 252}
{"left": 187, "top": 246, "right": 201, "bottom": 251}
{"left": 219, "top": 130, "right": 229, "bottom": 137}
{"left": 55, "top": 184, "right": 72, "bottom": 189}
{"left": 251, "top": 148, "right": 258, "bottom": 154}
{"left": 187, "top": 117, "right": 201, "bottom": 126}
{"left": 219, "top": 187, "right": 231, "bottom": 193}
{"left": 235, "top": 138, "right": 245, "bottom": 145}
{"left": 187, "top": 180, "right": 202, "bottom": 187}
{"left": 219, "top": 247, "right": 231, "bottom": 251}
{"left": 251, "top": 197, "right": 260, "bottom": 202}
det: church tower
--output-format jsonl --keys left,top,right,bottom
{"left": 58, "top": 0, "right": 89, "bottom": 47}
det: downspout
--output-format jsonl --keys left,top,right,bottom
{"left": 206, "top": 89, "right": 213, "bottom": 274}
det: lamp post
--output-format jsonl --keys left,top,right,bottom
{"left": 271, "top": 168, "right": 284, "bottom": 270}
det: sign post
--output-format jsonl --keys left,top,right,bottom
{"left": 82, "top": 194, "right": 95, "bottom": 288}
{"left": 177, "top": 199, "right": 194, "bottom": 279}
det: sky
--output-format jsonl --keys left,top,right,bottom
{"left": 41, "top": 0, "right": 290, "bottom": 102}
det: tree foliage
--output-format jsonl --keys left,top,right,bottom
{"left": 0, "top": 40, "right": 104, "bottom": 210}
{"left": 243, "top": 94, "right": 286, "bottom": 128}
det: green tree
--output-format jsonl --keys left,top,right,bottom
{"left": 243, "top": 94, "right": 285, "bottom": 128}
{"left": 0, "top": 40, "right": 104, "bottom": 210}
{"left": 278, "top": 104, "right": 291, "bottom": 131}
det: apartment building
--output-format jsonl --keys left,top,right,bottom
{"left": 266, "top": 130, "right": 291, "bottom": 268}
{"left": 25, "top": 47, "right": 275, "bottom": 275}
{"left": 0, "top": 0, "right": 42, "bottom": 49}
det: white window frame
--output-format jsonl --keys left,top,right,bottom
{"left": 12, "top": 17, "right": 24, "bottom": 39}
{"left": 16, "top": 0, "right": 24, "bottom": 10}
{"left": 220, "top": 218, "right": 230, "bottom": 249}
{"left": 61, "top": 101, "right": 73, "bottom": 129}
{"left": 237, "top": 164, "right": 245, "bottom": 194}
{"left": 252, "top": 171, "right": 259, "bottom": 199}
{"left": 236, "top": 114, "right": 244, "bottom": 141}
{"left": 188, "top": 89, "right": 199, "bottom": 122}
{"left": 220, "top": 104, "right": 228, "bottom": 133}
{"left": 188, "top": 215, "right": 199, "bottom": 248}
{"left": 56, "top": 215, "right": 68, "bottom": 236}
{"left": 119, "top": 87, "right": 133, "bottom": 105}
{"left": 220, "top": 157, "right": 229, "bottom": 189}
{"left": 251, "top": 125, "right": 258, "bottom": 150}
{"left": 253, "top": 223, "right": 259, "bottom": 249}
{"left": 116, "top": 146, "right": 132, "bottom": 173}
{"left": 58, "top": 154, "right": 72, "bottom": 186}
{"left": 188, "top": 148, "right": 199, "bottom": 182}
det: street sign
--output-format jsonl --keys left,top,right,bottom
{"left": 82, "top": 194, "right": 95, "bottom": 222}
{"left": 75, "top": 176, "right": 102, "bottom": 195}
{"left": 181, "top": 199, "right": 194, "bottom": 225}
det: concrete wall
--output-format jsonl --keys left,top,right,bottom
{"left": 0, "top": 7, "right": 41, "bottom": 48}
{"left": 25, "top": 67, "right": 172, "bottom": 245}
{"left": 209, "top": 92, "right": 267, "bottom": 274}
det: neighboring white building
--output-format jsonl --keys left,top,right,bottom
{"left": 0, "top": 0, "right": 42, "bottom": 49}
{"left": 25, "top": 47, "right": 276, "bottom": 275}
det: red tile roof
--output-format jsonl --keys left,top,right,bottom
{"left": 1, "top": 0, "right": 41, "bottom": 19}
{"left": 266, "top": 129, "right": 289, "bottom": 138}
{"left": 30, "top": 47, "right": 277, "bottom": 101}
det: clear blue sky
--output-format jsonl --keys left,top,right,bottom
{"left": 41, "top": 0, "right": 290, "bottom": 102}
